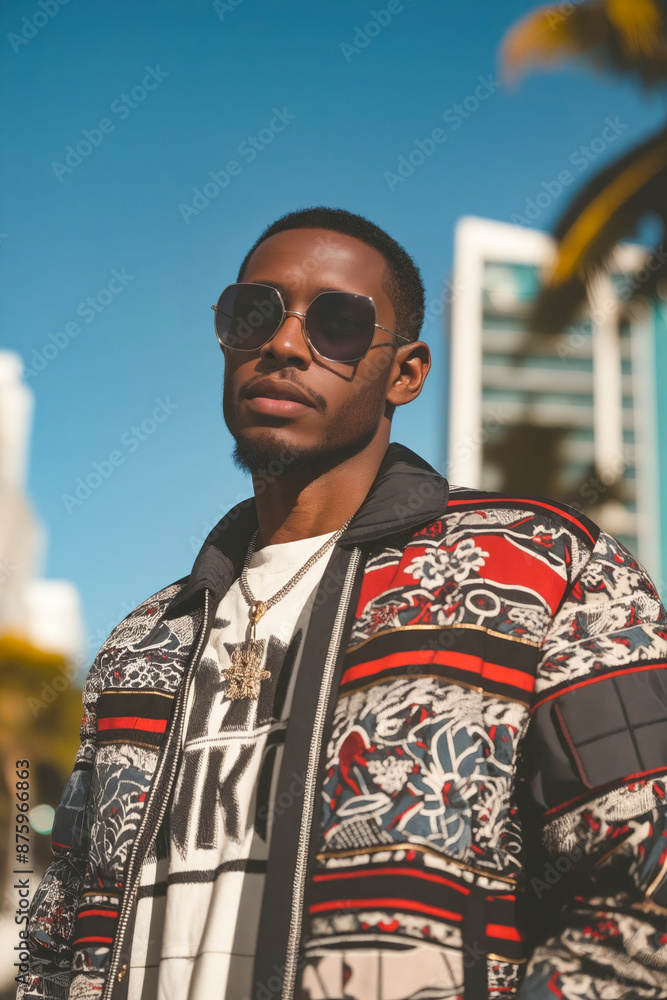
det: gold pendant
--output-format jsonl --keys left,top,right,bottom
{"left": 250, "top": 601, "right": 267, "bottom": 625}
{"left": 224, "top": 639, "right": 271, "bottom": 701}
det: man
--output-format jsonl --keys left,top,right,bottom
{"left": 21, "top": 207, "right": 667, "bottom": 1000}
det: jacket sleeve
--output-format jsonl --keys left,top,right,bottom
{"left": 17, "top": 664, "right": 99, "bottom": 1000}
{"left": 518, "top": 530, "right": 667, "bottom": 999}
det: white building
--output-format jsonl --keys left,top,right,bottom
{"left": 447, "top": 217, "right": 662, "bottom": 582}
{"left": 0, "top": 351, "right": 82, "bottom": 660}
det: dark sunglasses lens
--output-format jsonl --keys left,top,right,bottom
{"left": 306, "top": 292, "right": 376, "bottom": 361}
{"left": 215, "top": 284, "right": 283, "bottom": 351}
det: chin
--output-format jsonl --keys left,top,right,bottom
{"left": 231, "top": 424, "right": 381, "bottom": 480}
{"left": 232, "top": 428, "right": 319, "bottom": 477}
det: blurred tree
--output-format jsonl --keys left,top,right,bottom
{"left": 0, "top": 635, "right": 81, "bottom": 884}
{"left": 502, "top": 0, "right": 667, "bottom": 332}
{"left": 485, "top": 423, "right": 567, "bottom": 497}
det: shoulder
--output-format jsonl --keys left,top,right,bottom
{"left": 400, "top": 487, "right": 602, "bottom": 606}
{"left": 442, "top": 485, "right": 599, "bottom": 549}
{"left": 408, "top": 485, "right": 599, "bottom": 557}
{"left": 81, "top": 576, "right": 191, "bottom": 705}
{"left": 104, "top": 575, "right": 191, "bottom": 644}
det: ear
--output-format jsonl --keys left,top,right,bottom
{"left": 386, "top": 341, "right": 431, "bottom": 408}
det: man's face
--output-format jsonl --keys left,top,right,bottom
{"left": 222, "top": 227, "right": 404, "bottom": 476}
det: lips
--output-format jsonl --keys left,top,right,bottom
{"left": 243, "top": 377, "right": 316, "bottom": 417}
{"left": 244, "top": 378, "right": 315, "bottom": 407}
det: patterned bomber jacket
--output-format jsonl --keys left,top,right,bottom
{"left": 20, "top": 443, "right": 667, "bottom": 1000}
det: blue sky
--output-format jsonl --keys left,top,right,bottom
{"left": 2, "top": 0, "right": 665, "bottom": 663}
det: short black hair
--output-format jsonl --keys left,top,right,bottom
{"left": 237, "top": 206, "right": 425, "bottom": 341}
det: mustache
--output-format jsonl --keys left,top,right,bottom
{"left": 240, "top": 372, "right": 327, "bottom": 411}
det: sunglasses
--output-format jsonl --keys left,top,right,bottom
{"left": 211, "top": 282, "right": 410, "bottom": 363}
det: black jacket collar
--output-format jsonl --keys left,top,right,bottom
{"left": 168, "top": 442, "right": 448, "bottom": 613}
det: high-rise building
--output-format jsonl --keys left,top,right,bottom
{"left": 447, "top": 216, "right": 667, "bottom": 594}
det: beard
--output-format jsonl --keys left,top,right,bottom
{"left": 232, "top": 432, "right": 319, "bottom": 478}
{"left": 230, "top": 417, "right": 377, "bottom": 480}
{"left": 224, "top": 373, "right": 388, "bottom": 482}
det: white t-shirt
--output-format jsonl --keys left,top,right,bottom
{"left": 128, "top": 531, "right": 337, "bottom": 1000}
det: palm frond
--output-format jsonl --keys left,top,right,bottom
{"left": 606, "top": 0, "right": 664, "bottom": 58}
{"left": 531, "top": 126, "right": 667, "bottom": 332}
{"left": 502, "top": 0, "right": 667, "bottom": 87}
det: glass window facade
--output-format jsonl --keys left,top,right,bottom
{"left": 478, "top": 260, "right": 639, "bottom": 554}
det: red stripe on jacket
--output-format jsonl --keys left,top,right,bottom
{"left": 341, "top": 648, "right": 535, "bottom": 694}
{"left": 447, "top": 496, "right": 596, "bottom": 545}
{"left": 487, "top": 922, "right": 525, "bottom": 942}
{"left": 313, "top": 867, "right": 470, "bottom": 894}
{"left": 97, "top": 716, "right": 168, "bottom": 733}
{"left": 309, "top": 897, "right": 463, "bottom": 923}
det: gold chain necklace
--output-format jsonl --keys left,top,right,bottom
{"left": 223, "top": 519, "right": 352, "bottom": 700}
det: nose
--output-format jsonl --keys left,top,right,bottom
{"left": 260, "top": 310, "right": 312, "bottom": 367}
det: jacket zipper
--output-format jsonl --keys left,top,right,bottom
{"left": 104, "top": 589, "right": 211, "bottom": 999}
{"left": 281, "top": 548, "right": 361, "bottom": 1000}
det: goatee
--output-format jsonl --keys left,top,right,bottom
{"left": 231, "top": 434, "right": 335, "bottom": 479}
{"left": 231, "top": 426, "right": 378, "bottom": 482}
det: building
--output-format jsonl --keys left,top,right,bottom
{"left": 447, "top": 216, "right": 667, "bottom": 595}
{"left": 0, "top": 351, "right": 84, "bottom": 997}
{"left": 0, "top": 351, "right": 83, "bottom": 658}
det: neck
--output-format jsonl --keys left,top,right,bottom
{"left": 251, "top": 434, "right": 389, "bottom": 546}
